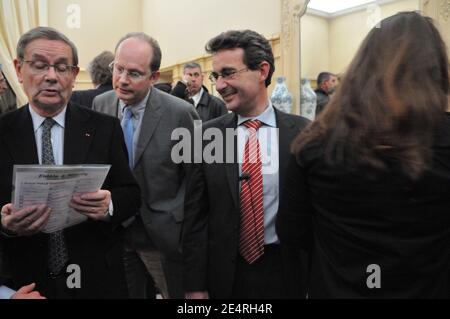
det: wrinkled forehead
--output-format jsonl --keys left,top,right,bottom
{"left": 24, "top": 39, "right": 74, "bottom": 63}
{"left": 212, "top": 48, "right": 245, "bottom": 71}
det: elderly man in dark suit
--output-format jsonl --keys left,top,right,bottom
{"left": 0, "top": 27, "right": 140, "bottom": 299}
{"left": 93, "top": 32, "right": 199, "bottom": 299}
{"left": 182, "top": 30, "right": 310, "bottom": 299}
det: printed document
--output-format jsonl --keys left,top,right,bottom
{"left": 12, "top": 165, "right": 111, "bottom": 233}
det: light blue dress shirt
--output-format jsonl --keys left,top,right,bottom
{"left": 237, "top": 102, "right": 280, "bottom": 245}
{"left": 0, "top": 285, "right": 15, "bottom": 299}
{"left": 119, "top": 90, "right": 150, "bottom": 163}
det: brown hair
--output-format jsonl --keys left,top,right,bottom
{"left": 292, "top": 12, "right": 450, "bottom": 179}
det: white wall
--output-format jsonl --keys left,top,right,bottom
{"left": 142, "top": 0, "right": 281, "bottom": 68}
{"left": 301, "top": 14, "right": 329, "bottom": 80}
{"left": 48, "top": 0, "right": 142, "bottom": 69}
{"left": 329, "top": 0, "right": 419, "bottom": 74}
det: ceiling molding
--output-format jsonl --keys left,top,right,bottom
{"left": 306, "top": 0, "right": 399, "bottom": 18}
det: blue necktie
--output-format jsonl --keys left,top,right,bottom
{"left": 122, "top": 107, "right": 134, "bottom": 168}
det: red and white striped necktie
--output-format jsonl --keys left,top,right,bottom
{"left": 239, "top": 119, "right": 264, "bottom": 264}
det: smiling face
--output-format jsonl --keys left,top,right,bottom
{"left": 14, "top": 39, "right": 79, "bottom": 117}
{"left": 212, "top": 48, "right": 269, "bottom": 117}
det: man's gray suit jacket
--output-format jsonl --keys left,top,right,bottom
{"left": 93, "top": 88, "right": 200, "bottom": 259}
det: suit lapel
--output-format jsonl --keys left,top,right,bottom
{"left": 221, "top": 114, "right": 240, "bottom": 208}
{"left": 134, "top": 88, "right": 163, "bottom": 167}
{"left": 3, "top": 105, "right": 39, "bottom": 164}
{"left": 113, "top": 95, "right": 121, "bottom": 118}
{"left": 276, "top": 109, "right": 297, "bottom": 189}
{"left": 64, "top": 103, "right": 95, "bottom": 164}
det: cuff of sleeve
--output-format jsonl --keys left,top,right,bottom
{"left": 0, "top": 285, "right": 16, "bottom": 299}
{"left": 108, "top": 200, "right": 114, "bottom": 217}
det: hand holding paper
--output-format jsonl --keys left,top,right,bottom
{"left": 11, "top": 165, "right": 111, "bottom": 233}
{"left": 1, "top": 203, "right": 51, "bottom": 236}
{"left": 70, "top": 190, "right": 111, "bottom": 221}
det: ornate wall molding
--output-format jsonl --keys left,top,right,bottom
{"left": 439, "top": 0, "right": 450, "bottom": 22}
{"left": 280, "top": 0, "right": 309, "bottom": 114}
{"left": 421, "top": 0, "right": 450, "bottom": 58}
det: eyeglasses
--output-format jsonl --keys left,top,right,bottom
{"left": 21, "top": 60, "right": 78, "bottom": 76}
{"left": 109, "top": 62, "right": 151, "bottom": 81}
{"left": 209, "top": 67, "right": 249, "bottom": 83}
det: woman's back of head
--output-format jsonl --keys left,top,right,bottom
{"left": 294, "top": 11, "right": 450, "bottom": 179}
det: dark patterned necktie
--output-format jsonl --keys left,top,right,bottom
{"left": 42, "top": 118, "right": 69, "bottom": 275}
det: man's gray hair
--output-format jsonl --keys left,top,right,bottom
{"left": 16, "top": 27, "right": 78, "bottom": 66}
{"left": 115, "top": 32, "right": 162, "bottom": 72}
{"left": 88, "top": 51, "right": 114, "bottom": 86}
{"left": 183, "top": 62, "right": 202, "bottom": 73}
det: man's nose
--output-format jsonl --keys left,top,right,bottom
{"left": 215, "top": 76, "right": 227, "bottom": 91}
{"left": 44, "top": 66, "right": 58, "bottom": 82}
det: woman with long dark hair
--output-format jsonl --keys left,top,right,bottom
{"left": 276, "top": 11, "right": 450, "bottom": 298}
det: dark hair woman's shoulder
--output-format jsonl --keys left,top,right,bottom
{"left": 434, "top": 112, "right": 450, "bottom": 147}
{"left": 294, "top": 137, "right": 325, "bottom": 169}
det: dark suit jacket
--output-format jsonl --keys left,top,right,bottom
{"left": 183, "top": 108, "right": 310, "bottom": 298}
{"left": 196, "top": 89, "right": 227, "bottom": 123}
{"left": 0, "top": 103, "right": 141, "bottom": 298}
{"left": 70, "top": 83, "right": 113, "bottom": 109}
{"left": 277, "top": 113, "right": 450, "bottom": 298}
{"left": 314, "top": 89, "right": 329, "bottom": 116}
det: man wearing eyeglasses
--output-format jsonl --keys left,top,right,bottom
{"left": 93, "top": 32, "right": 199, "bottom": 299}
{"left": 182, "top": 30, "right": 310, "bottom": 299}
{"left": 171, "top": 62, "right": 227, "bottom": 122}
{"left": 0, "top": 27, "right": 141, "bottom": 298}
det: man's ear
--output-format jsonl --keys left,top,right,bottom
{"left": 70, "top": 66, "right": 80, "bottom": 88}
{"left": 13, "top": 59, "right": 24, "bottom": 84}
{"left": 150, "top": 71, "right": 160, "bottom": 85}
{"left": 259, "top": 61, "right": 270, "bottom": 84}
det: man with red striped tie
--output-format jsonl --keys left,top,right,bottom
{"left": 183, "top": 30, "right": 310, "bottom": 299}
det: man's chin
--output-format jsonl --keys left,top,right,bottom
{"left": 33, "top": 99, "right": 66, "bottom": 114}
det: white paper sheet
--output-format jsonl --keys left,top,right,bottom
{"left": 12, "top": 165, "right": 111, "bottom": 233}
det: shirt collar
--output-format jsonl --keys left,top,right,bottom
{"left": 192, "top": 87, "right": 204, "bottom": 106}
{"left": 29, "top": 104, "right": 67, "bottom": 132}
{"left": 237, "top": 100, "right": 276, "bottom": 128}
{"left": 120, "top": 88, "right": 151, "bottom": 116}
